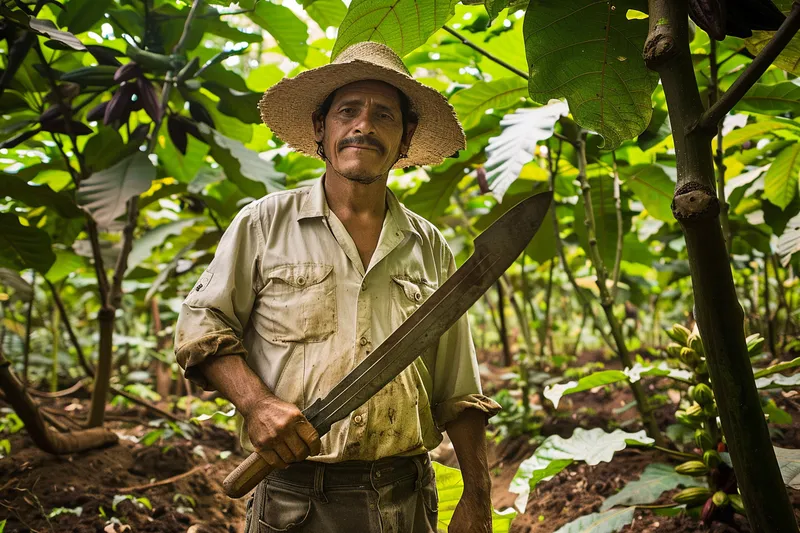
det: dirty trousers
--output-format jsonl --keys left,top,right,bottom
{"left": 244, "top": 453, "right": 438, "bottom": 532}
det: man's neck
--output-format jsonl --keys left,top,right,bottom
{"left": 322, "top": 167, "right": 387, "bottom": 221}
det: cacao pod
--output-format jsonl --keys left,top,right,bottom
{"left": 167, "top": 115, "right": 188, "bottom": 155}
{"left": 688, "top": 0, "right": 727, "bottom": 41}
{"left": 701, "top": 497, "right": 718, "bottom": 524}
{"left": 0, "top": 129, "right": 37, "bottom": 150}
{"left": 128, "top": 123, "right": 151, "bottom": 147}
{"left": 673, "top": 487, "right": 712, "bottom": 505}
{"left": 680, "top": 347, "right": 700, "bottom": 367}
{"left": 86, "top": 101, "right": 109, "bottom": 122}
{"left": 86, "top": 45, "right": 124, "bottom": 67}
{"left": 114, "top": 62, "right": 142, "bottom": 83}
{"left": 712, "top": 491, "right": 729, "bottom": 507}
{"left": 476, "top": 167, "right": 489, "bottom": 194}
{"left": 666, "top": 343, "right": 683, "bottom": 358}
{"left": 703, "top": 450, "right": 721, "bottom": 469}
{"left": 746, "top": 334, "right": 765, "bottom": 357}
{"left": 687, "top": 385, "right": 696, "bottom": 402}
{"left": 137, "top": 77, "right": 162, "bottom": 122}
{"left": 125, "top": 45, "right": 175, "bottom": 72}
{"left": 666, "top": 324, "right": 691, "bottom": 345}
{"left": 695, "top": 428, "right": 714, "bottom": 451}
{"left": 675, "top": 460, "right": 709, "bottom": 476}
{"left": 693, "top": 383, "right": 714, "bottom": 406}
{"left": 60, "top": 65, "right": 118, "bottom": 86}
{"left": 729, "top": 494, "right": 745, "bottom": 514}
{"left": 40, "top": 118, "right": 93, "bottom": 135}
{"left": 189, "top": 100, "right": 215, "bottom": 129}
{"left": 687, "top": 332, "right": 705, "bottom": 357}
{"left": 686, "top": 403, "right": 705, "bottom": 419}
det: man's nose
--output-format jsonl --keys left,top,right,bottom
{"left": 353, "top": 111, "right": 376, "bottom": 135}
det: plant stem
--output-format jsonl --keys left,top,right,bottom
{"left": 611, "top": 152, "right": 623, "bottom": 299}
{"left": 650, "top": 445, "right": 700, "bottom": 460}
{"left": 644, "top": 2, "right": 799, "bottom": 530}
{"left": 540, "top": 258, "right": 555, "bottom": 359}
{"left": 442, "top": 25, "right": 530, "bottom": 80}
{"left": 23, "top": 271, "right": 35, "bottom": 384}
{"left": 576, "top": 131, "right": 665, "bottom": 447}
{"left": 708, "top": 39, "right": 731, "bottom": 254}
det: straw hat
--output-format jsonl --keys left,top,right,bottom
{"left": 257, "top": 41, "right": 466, "bottom": 169}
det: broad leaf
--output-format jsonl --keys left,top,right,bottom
{"left": 754, "top": 357, "right": 800, "bottom": 379}
{"left": 624, "top": 362, "right": 693, "bottom": 383}
{"left": 77, "top": 152, "right": 155, "bottom": 227}
{"left": 57, "top": 0, "right": 112, "bottom": 35}
{"left": 735, "top": 82, "right": 800, "bottom": 116}
{"left": 509, "top": 428, "right": 654, "bottom": 511}
{"left": 554, "top": 507, "right": 635, "bottom": 533}
{"left": 600, "top": 463, "right": 706, "bottom": 511}
{"left": 523, "top": 0, "right": 657, "bottom": 149}
{"left": 433, "top": 462, "right": 517, "bottom": 533}
{"left": 485, "top": 102, "right": 568, "bottom": 200}
{"left": 28, "top": 18, "right": 86, "bottom": 51}
{"left": 450, "top": 77, "right": 529, "bottom": 130}
{"left": 619, "top": 165, "right": 675, "bottom": 223}
{"left": 247, "top": 3, "right": 309, "bottom": 63}
{"left": 45, "top": 250, "right": 86, "bottom": 282}
{"left": 746, "top": 31, "right": 800, "bottom": 76}
{"left": 332, "top": 0, "right": 457, "bottom": 59}
{"left": 125, "top": 218, "right": 199, "bottom": 275}
{"left": 0, "top": 175, "right": 82, "bottom": 218}
{"left": 573, "top": 173, "right": 628, "bottom": 266}
{"left": 198, "top": 124, "right": 285, "bottom": 199}
{"left": 722, "top": 118, "right": 800, "bottom": 151}
{"left": 773, "top": 446, "right": 800, "bottom": 489}
{"left": 755, "top": 373, "right": 800, "bottom": 389}
{"left": 764, "top": 144, "right": 800, "bottom": 210}
{"left": 543, "top": 370, "right": 627, "bottom": 409}
{"left": 302, "top": 0, "right": 347, "bottom": 30}
{"left": 0, "top": 213, "right": 56, "bottom": 273}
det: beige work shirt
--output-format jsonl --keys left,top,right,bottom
{"left": 174, "top": 175, "right": 500, "bottom": 462}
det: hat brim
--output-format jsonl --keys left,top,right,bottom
{"left": 258, "top": 59, "right": 466, "bottom": 169}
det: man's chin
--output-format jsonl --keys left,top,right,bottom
{"left": 336, "top": 163, "right": 386, "bottom": 184}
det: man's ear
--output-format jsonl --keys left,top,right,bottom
{"left": 401, "top": 121, "right": 418, "bottom": 154}
{"left": 313, "top": 112, "right": 324, "bottom": 142}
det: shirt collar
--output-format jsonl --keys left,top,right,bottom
{"left": 297, "top": 174, "right": 421, "bottom": 241}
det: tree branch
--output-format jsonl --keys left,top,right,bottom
{"left": 610, "top": 152, "right": 623, "bottom": 299}
{"left": 442, "top": 25, "right": 530, "bottom": 80}
{"left": 699, "top": 2, "right": 800, "bottom": 132}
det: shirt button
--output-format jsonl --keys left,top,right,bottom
{"left": 414, "top": 292, "right": 422, "bottom": 302}
{"left": 359, "top": 336, "right": 368, "bottom": 346}
{"left": 296, "top": 276, "right": 306, "bottom": 286}
{"left": 354, "top": 414, "right": 363, "bottom": 424}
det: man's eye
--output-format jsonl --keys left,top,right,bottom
{"left": 381, "top": 113, "right": 393, "bottom": 120}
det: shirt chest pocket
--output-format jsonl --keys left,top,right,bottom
{"left": 389, "top": 275, "right": 438, "bottom": 325}
{"left": 262, "top": 263, "right": 337, "bottom": 343}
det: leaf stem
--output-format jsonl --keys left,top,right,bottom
{"left": 442, "top": 25, "right": 530, "bottom": 80}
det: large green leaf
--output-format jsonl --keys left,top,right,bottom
{"left": 773, "top": 446, "right": 800, "bottom": 490}
{"left": 755, "top": 373, "right": 800, "bottom": 389}
{"left": 764, "top": 144, "right": 800, "bottom": 210}
{"left": 619, "top": 164, "right": 675, "bottom": 223}
{"left": 777, "top": 212, "right": 800, "bottom": 266}
{"left": 722, "top": 118, "right": 800, "bottom": 151}
{"left": 754, "top": 357, "right": 800, "bottom": 379}
{"left": 543, "top": 370, "right": 628, "bottom": 409}
{"left": 735, "top": 82, "right": 800, "bottom": 116}
{"left": 332, "top": 0, "right": 458, "bottom": 59}
{"left": 450, "top": 77, "right": 529, "bottom": 131}
{"left": 198, "top": 123, "right": 285, "bottom": 199}
{"left": 302, "top": 0, "right": 347, "bottom": 30}
{"left": 77, "top": 152, "right": 155, "bottom": 227}
{"left": 746, "top": 31, "right": 800, "bottom": 76}
{"left": 600, "top": 463, "right": 705, "bottom": 511}
{"left": 432, "top": 462, "right": 517, "bottom": 533}
{"left": 0, "top": 213, "right": 56, "bottom": 273}
{"left": 523, "top": 0, "right": 657, "bottom": 149}
{"left": 553, "top": 508, "right": 635, "bottom": 533}
{"left": 573, "top": 174, "right": 628, "bottom": 266}
{"left": 57, "top": 0, "right": 112, "bottom": 34}
{"left": 485, "top": 102, "right": 568, "bottom": 200}
{"left": 248, "top": 3, "right": 309, "bottom": 64}
{"left": 83, "top": 128, "right": 129, "bottom": 174}
{"left": 125, "top": 218, "right": 199, "bottom": 275}
{"left": 45, "top": 249, "right": 86, "bottom": 282}
{"left": 0, "top": 175, "right": 82, "bottom": 218}
{"left": 509, "top": 428, "right": 654, "bottom": 511}
{"left": 157, "top": 131, "right": 210, "bottom": 184}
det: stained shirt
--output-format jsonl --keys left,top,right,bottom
{"left": 174, "top": 175, "right": 501, "bottom": 462}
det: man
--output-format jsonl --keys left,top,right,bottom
{"left": 174, "top": 41, "right": 501, "bottom": 532}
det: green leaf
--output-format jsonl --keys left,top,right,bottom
{"left": 198, "top": 123, "right": 285, "bottom": 198}
{"left": 735, "top": 82, "right": 800, "bottom": 116}
{"left": 763, "top": 400, "right": 792, "bottom": 425}
{"left": 247, "top": 3, "right": 309, "bottom": 63}
{"left": 28, "top": 18, "right": 86, "bottom": 51}
{"left": 755, "top": 373, "right": 800, "bottom": 389}
{"left": 601, "top": 463, "right": 705, "bottom": 511}
{"left": 745, "top": 31, "right": 800, "bottom": 76}
{"left": 764, "top": 144, "right": 800, "bottom": 210}
{"left": 723, "top": 118, "right": 800, "bottom": 151}
{"left": 573, "top": 173, "right": 628, "bottom": 266}
{"left": 302, "top": 0, "right": 347, "bottom": 30}
{"left": 523, "top": 0, "right": 657, "bottom": 149}
{"left": 433, "top": 462, "right": 517, "bottom": 533}
{"left": 45, "top": 249, "right": 86, "bottom": 282}
{"left": 773, "top": 446, "right": 800, "bottom": 489}
{"left": 450, "top": 77, "right": 529, "bottom": 130}
{"left": 754, "top": 356, "right": 800, "bottom": 378}
{"left": 543, "top": 370, "right": 628, "bottom": 409}
{"left": 332, "top": 0, "right": 458, "bottom": 59}
{"left": 245, "top": 64, "right": 286, "bottom": 93}
{"left": 77, "top": 152, "right": 155, "bottom": 227}
{"left": 0, "top": 213, "right": 56, "bottom": 273}
{"left": 0, "top": 175, "right": 82, "bottom": 218}
{"left": 623, "top": 362, "right": 693, "bottom": 383}
{"left": 125, "top": 218, "right": 199, "bottom": 275}
{"left": 158, "top": 130, "right": 210, "bottom": 184}
{"left": 619, "top": 164, "right": 675, "bottom": 223}
{"left": 57, "top": 0, "right": 112, "bottom": 34}
{"left": 509, "top": 428, "right": 654, "bottom": 511}
{"left": 83, "top": 127, "right": 130, "bottom": 174}
{"left": 485, "top": 102, "right": 568, "bottom": 200}
{"left": 553, "top": 507, "right": 635, "bottom": 533}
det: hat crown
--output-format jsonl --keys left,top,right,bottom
{"left": 333, "top": 42, "right": 411, "bottom": 76}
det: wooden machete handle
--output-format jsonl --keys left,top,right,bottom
{"left": 223, "top": 452, "right": 272, "bottom": 498}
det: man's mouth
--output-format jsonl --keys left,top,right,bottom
{"left": 343, "top": 145, "right": 378, "bottom": 152}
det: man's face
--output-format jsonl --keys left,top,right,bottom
{"left": 313, "top": 80, "right": 416, "bottom": 184}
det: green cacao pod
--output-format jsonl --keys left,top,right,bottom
{"left": 675, "top": 460, "right": 709, "bottom": 476}
{"left": 680, "top": 347, "right": 700, "bottom": 367}
{"left": 673, "top": 487, "right": 712, "bottom": 505}
{"left": 695, "top": 428, "right": 714, "bottom": 451}
{"left": 687, "top": 332, "right": 705, "bottom": 357}
{"left": 687, "top": 386, "right": 696, "bottom": 402}
{"left": 729, "top": 494, "right": 745, "bottom": 514}
{"left": 703, "top": 450, "right": 721, "bottom": 469}
{"left": 712, "top": 491, "right": 729, "bottom": 507}
{"left": 666, "top": 324, "right": 692, "bottom": 346}
{"left": 693, "top": 383, "right": 714, "bottom": 406}
{"left": 686, "top": 403, "right": 705, "bottom": 419}
{"left": 746, "top": 334, "right": 765, "bottom": 357}
{"left": 60, "top": 65, "right": 118, "bottom": 86}
{"left": 666, "top": 343, "right": 683, "bottom": 358}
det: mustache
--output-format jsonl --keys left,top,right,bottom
{"left": 338, "top": 135, "right": 385, "bottom": 154}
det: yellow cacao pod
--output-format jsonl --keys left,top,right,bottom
{"left": 675, "top": 460, "right": 710, "bottom": 476}
{"left": 673, "top": 487, "right": 712, "bottom": 505}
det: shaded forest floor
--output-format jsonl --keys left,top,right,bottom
{"left": 1, "top": 350, "right": 799, "bottom": 532}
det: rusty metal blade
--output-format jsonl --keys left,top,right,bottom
{"left": 302, "top": 190, "right": 553, "bottom": 435}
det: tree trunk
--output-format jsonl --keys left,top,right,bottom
{"left": 87, "top": 306, "right": 115, "bottom": 427}
{"left": 644, "top": 2, "right": 799, "bottom": 530}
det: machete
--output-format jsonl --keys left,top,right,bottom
{"left": 223, "top": 191, "right": 553, "bottom": 498}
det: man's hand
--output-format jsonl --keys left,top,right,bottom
{"left": 243, "top": 396, "right": 322, "bottom": 469}
{"left": 449, "top": 491, "right": 492, "bottom": 533}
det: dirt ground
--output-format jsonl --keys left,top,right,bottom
{"left": 1, "top": 353, "right": 799, "bottom": 533}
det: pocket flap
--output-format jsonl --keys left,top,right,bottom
{"left": 391, "top": 276, "right": 436, "bottom": 304}
{"left": 269, "top": 264, "right": 333, "bottom": 289}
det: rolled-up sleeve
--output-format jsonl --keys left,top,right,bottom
{"left": 174, "top": 203, "right": 264, "bottom": 390}
{"left": 432, "top": 247, "right": 501, "bottom": 430}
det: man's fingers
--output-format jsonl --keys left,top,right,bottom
{"left": 258, "top": 448, "right": 288, "bottom": 470}
{"left": 273, "top": 441, "right": 295, "bottom": 464}
{"left": 285, "top": 431, "right": 311, "bottom": 461}
{"left": 295, "top": 419, "right": 322, "bottom": 456}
